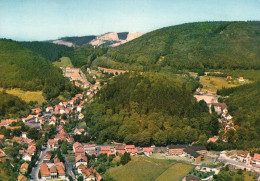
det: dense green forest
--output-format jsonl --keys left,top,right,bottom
{"left": 67, "top": 45, "right": 108, "bottom": 67}
{"left": 20, "top": 41, "right": 73, "bottom": 62}
{"left": 216, "top": 82, "right": 260, "bottom": 149}
{"left": 93, "top": 21, "right": 260, "bottom": 72}
{"left": 0, "top": 91, "right": 29, "bottom": 119}
{"left": 85, "top": 73, "right": 218, "bottom": 146}
{"left": 0, "top": 39, "right": 80, "bottom": 100}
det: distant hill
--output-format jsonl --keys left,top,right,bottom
{"left": 52, "top": 32, "right": 143, "bottom": 47}
{"left": 104, "top": 21, "right": 260, "bottom": 72}
{"left": 0, "top": 39, "right": 79, "bottom": 100}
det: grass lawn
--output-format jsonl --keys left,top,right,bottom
{"left": 200, "top": 76, "right": 238, "bottom": 93}
{"left": 53, "top": 57, "right": 73, "bottom": 68}
{"left": 156, "top": 163, "right": 194, "bottom": 181}
{"left": 0, "top": 88, "right": 46, "bottom": 105}
{"left": 107, "top": 156, "right": 193, "bottom": 181}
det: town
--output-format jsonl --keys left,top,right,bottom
{"left": 0, "top": 66, "right": 259, "bottom": 181}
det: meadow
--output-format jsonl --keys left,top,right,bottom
{"left": 0, "top": 88, "right": 46, "bottom": 105}
{"left": 53, "top": 56, "right": 74, "bottom": 68}
{"left": 107, "top": 156, "right": 194, "bottom": 181}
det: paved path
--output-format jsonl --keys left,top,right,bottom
{"left": 30, "top": 147, "right": 49, "bottom": 181}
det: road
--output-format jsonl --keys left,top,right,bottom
{"left": 30, "top": 147, "right": 49, "bottom": 181}
{"left": 64, "top": 155, "right": 76, "bottom": 180}
{"left": 218, "top": 151, "right": 260, "bottom": 173}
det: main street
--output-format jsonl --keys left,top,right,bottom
{"left": 218, "top": 151, "right": 260, "bottom": 174}
{"left": 30, "top": 147, "right": 49, "bottom": 181}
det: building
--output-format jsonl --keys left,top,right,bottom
{"left": 75, "top": 154, "right": 88, "bottom": 167}
{"left": 252, "top": 153, "right": 260, "bottom": 165}
{"left": 17, "top": 174, "right": 29, "bottom": 181}
{"left": 184, "top": 147, "right": 203, "bottom": 162}
{"left": 168, "top": 145, "right": 187, "bottom": 155}
{"left": 20, "top": 162, "right": 29, "bottom": 174}
{"left": 236, "top": 150, "right": 251, "bottom": 164}
{"left": 22, "top": 153, "right": 32, "bottom": 162}
{"left": 47, "top": 139, "right": 59, "bottom": 150}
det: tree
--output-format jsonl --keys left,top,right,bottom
{"left": 77, "top": 176, "right": 83, "bottom": 181}
{"left": 61, "top": 142, "right": 68, "bottom": 154}
{"left": 120, "top": 152, "right": 131, "bottom": 165}
{"left": 198, "top": 134, "right": 208, "bottom": 146}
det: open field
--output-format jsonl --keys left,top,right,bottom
{"left": 53, "top": 57, "right": 73, "bottom": 68}
{"left": 107, "top": 156, "right": 194, "bottom": 181}
{"left": 200, "top": 76, "right": 239, "bottom": 93}
{"left": 0, "top": 88, "right": 46, "bottom": 104}
{"left": 156, "top": 163, "right": 194, "bottom": 181}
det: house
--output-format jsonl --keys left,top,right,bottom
{"left": 47, "top": 139, "right": 59, "bottom": 150}
{"left": 48, "top": 119, "right": 56, "bottom": 126}
{"left": 210, "top": 103, "right": 227, "bottom": 115}
{"left": 236, "top": 150, "right": 251, "bottom": 164}
{"left": 46, "top": 106, "right": 53, "bottom": 112}
{"left": 0, "top": 134, "right": 4, "bottom": 140}
{"left": 168, "top": 145, "right": 187, "bottom": 155}
{"left": 75, "top": 148, "right": 85, "bottom": 157}
{"left": 207, "top": 136, "right": 219, "bottom": 143}
{"left": 75, "top": 154, "right": 88, "bottom": 167}
{"left": 43, "top": 152, "right": 52, "bottom": 163}
{"left": 115, "top": 146, "right": 126, "bottom": 155}
{"left": 27, "top": 144, "right": 36, "bottom": 155}
{"left": 77, "top": 106, "right": 82, "bottom": 112}
{"left": 252, "top": 153, "right": 260, "bottom": 165}
{"left": 21, "top": 132, "right": 27, "bottom": 139}
{"left": 22, "top": 153, "right": 32, "bottom": 161}
{"left": 17, "top": 174, "right": 29, "bottom": 181}
{"left": 40, "top": 163, "right": 51, "bottom": 180}
{"left": 74, "top": 128, "right": 85, "bottom": 135}
{"left": 73, "top": 142, "right": 83, "bottom": 152}
{"left": 20, "top": 162, "right": 29, "bottom": 174}
{"left": 127, "top": 148, "right": 138, "bottom": 155}
{"left": 125, "top": 145, "right": 135, "bottom": 149}
{"left": 78, "top": 113, "right": 84, "bottom": 120}
{"left": 184, "top": 147, "right": 203, "bottom": 162}
{"left": 142, "top": 147, "right": 154, "bottom": 156}
{"left": 0, "top": 119, "right": 18, "bottom": 126}
{"left": 22, "top": 115, "right": 35, "bottom": 122}
{"left": 0, "top": 149, "right": 6, "bottom": 158}
{"left": 77, "top": 164, "right": 88, "bottom": 174}
{"left": 55, "top": 162, "right": 66, "bottom": 179}
{"left": 31, "top": 108, "right": 42, "bottom": 114}
{"left": 50, "top": 165, "right": 58, "bottom": 179}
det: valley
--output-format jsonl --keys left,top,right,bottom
{"left": 0, "top": 21, "right": 260, "bottom": 181}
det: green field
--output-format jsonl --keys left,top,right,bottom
{"left": 107, "top": 156, "right": 194, "bottom": 181}
{"left": 53, "top": 56, "right": 73, "bottom": 68}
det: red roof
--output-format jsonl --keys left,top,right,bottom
{"left": 125, "top": 145, "right": 135, "bottom": 149}
{"left": 143, "top": 147, "right": 154, "bottom": 152}
{"left": 75, "top": 154, "right": 88, "bottom": 163}
{"left": 127, "top": 148, "right": 138, "bottom": 154}
{"left": 40, "top": 163, "right": 50, "bottom": 177}
{"left": 253, "top": 153, "right": 260, "bottom": 161}
{"left": 100, "top": 147, "right": 112, "bottom": 151}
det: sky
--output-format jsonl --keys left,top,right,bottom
{"left": 0, "top": 0, "right": 260, "bottom": 41}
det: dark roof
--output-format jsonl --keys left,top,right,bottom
{"left": 184, "top": 147, "right": 200, "bottom": 158}
{"left": 186, "top": 174, "right": 201, "bottom": 181}
{"left": 168, "top": 144, "right": 187, "bottom": 149}
{"left": 189, "top": 145, "right": 207, "bottom": 151}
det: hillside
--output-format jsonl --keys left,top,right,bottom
{"left": 0, "top": 39, "right": 79, "bottom": 100}
{"left": 104, "top": 21, "right": 260, "bottom": 72}
{"left": 20, "top": 41, "right": 73, "bottom": 62}
{"left": 217, "top": 82, "right": 260, "bottom": 149}
{"left": 85, "top": 73, "right": 218, "bottom": 146}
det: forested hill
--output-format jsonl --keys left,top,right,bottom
{"left": 20, "top": 41, "right": 73, "bottom": 62}
{"left": 106, "top": 21, "right": 260, "bottom": 71}
{"left": 217, "top": 82, "right": 260, "bottom": 149}
{"left": 85, "top": 73, "right": 218, "bottom": 146}
{"left": 0, "top": 39, "right": 79, "bottom": 100}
